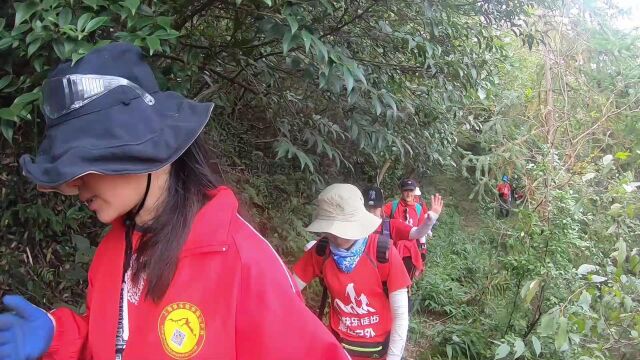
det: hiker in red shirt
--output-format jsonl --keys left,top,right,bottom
{"left": 1, "top": 43, "right": 347, "bottom": 360}
{"left": 497, "top": 175, "right": 512, "bottom": 218}
{"left": 383, "top": 179, "right": 438, "bottom": 280}
{"left": 362, "top": 186, "right": 441, "bottom": 251}
{"left": 293, "top": 184, "right": 412, "bottom": 360}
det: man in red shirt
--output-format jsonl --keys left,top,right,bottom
{"left": 497, "top": 175, "right": 512, "bottom": 217}
{"left": 293, "top": 184, "right": 411, "bottom": 360}
{"left": 383, "top": 179, "right": 430, "bottom": 280}
{"left": 362, "top": 185, "right": 441, "bottom": 249}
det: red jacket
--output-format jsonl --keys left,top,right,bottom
{"left": 383, "top": 200, "right": 425, "bottom": 275}
{"left": 44, "top": 187, "right": 349, "bottom": 360}
{"left": 497, "top": 183, "right": 512, "bottom": 201}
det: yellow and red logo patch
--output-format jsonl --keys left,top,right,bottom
{"left": 158, "top": 302, "right": 205, "bottom": 359}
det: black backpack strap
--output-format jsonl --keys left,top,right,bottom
{"left": 364, "top": 233, "right": 391, "bottom": 297}
{"left": 315, "top": 237, "right": 329, "bottom": 257}
{"left": 315, "top": 238, "right": 331, "bottom": 319}
{"left": 377, "top": 219, "right": 391, "bottom": 264}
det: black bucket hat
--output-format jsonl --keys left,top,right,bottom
{"left": 19, "top": 42, "right": 214, "bottom": 194}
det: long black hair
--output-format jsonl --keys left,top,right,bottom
{"left": 133, "top": 135, "right": 219, "bottom": 302}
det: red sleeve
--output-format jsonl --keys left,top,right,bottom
{"left": 390, "top": 219, "right": 412, "bottom": 241}
{"left": 385, "top": 246, "right": 412, "bottom": 293}
{"left": 43, "top": 271, "right": 93, "bottom": 359}
{"left": 233, "top": 217, "right": 348, "bottom": 360}
{"left": 292, "top": 245, "right": 324, "bottom": 285}
{"left": 383, "top": 202, "right": 393, "bottom": 218}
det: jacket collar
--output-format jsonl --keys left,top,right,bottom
{"left": 114, "top": 186, "right": 240, "bottom": 255}
{"left": 182, "top": 186, "right": 238, "bottom": 254}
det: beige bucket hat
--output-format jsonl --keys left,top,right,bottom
{"left": 305, "top": 183, "right": 382, "bottom": 240}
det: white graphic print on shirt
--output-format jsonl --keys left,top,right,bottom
{"left": 334, "top": 283, "right": 379, "bottom": 339}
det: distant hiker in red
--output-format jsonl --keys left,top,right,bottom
{"left": 1, "top": 43, "right": 348, "bottom": 360}
{"left": 293, "top": 184, "right": 411, "bottom": 360}
{"left": 362, "top": 185, "right": 441, "bottom": 253}
{"left": 383, "top": 179, "right": 441, "bottom": 279}
{"left": 497, "top": 175, "right": 512, "bottom": 218}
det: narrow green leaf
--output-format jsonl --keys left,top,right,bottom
{"left": 121, "top": 0, "right": 140, "bottom": 15}
{"left": 146, "top": 36, "right": 161, "bottom": 55}
{"left": 12, "top": 23, "right": 31, "bottom": 36}
{"left": 313, "top": 37, "right": 328, "bottom": 64}
{"left": 301, "top": 30, "right": 312, "bottom": 53}
{"left": 236, "top": 0, "right": 243, "bottom": 5}
{"left": 27, "top": 38, "right": 42, "bottom": 57}
{"left": 494, "top": 343, "right": 510, "bottom": 359}
{"left": 372, "top": 94, "right": 382, "bottom": 115}
{"left": 12, "top": 92, "right": 40, "bottom": 108}
{"left": 343, "top": 65, "right": 354, "bottom": 94}
{"left": 0, "top": 108, "right": 18, "bottom": 122}
{"left": 77, "top": 13, "right": 92, "bottom": 32}
{"left": 539, "top": 312, "right": 558, "bottom": 336}
{"left": 382, "top": 92, "right": 397, "bottom": 113}
{"left": 577, "top": 291, "right": 591, "bottom": 311}
{"left": 14, "top": 1, "right": 40, "bottom": 27}
{"left": 555, "top": 317, "right": 568, "bottom": 351}
{"left": 84, "top": 17, "right": 109, "bottom": 33}
{"left": 71, "top": 52, "right": 86, "bottom": 65}
{"left": 282, "top": 30, "right": 293, "bottom": 55}
{"left": 616, "top": 239, "right": 627, "bottom": 270}
{"left": 0, "top": 76, "right": 12, "bottom": 91}
{"left": 531, "top": 336, "right": 541, "bottom": 357}
{"left": 58, "top": 7, "right": 73, "bottom": 27}
{"left": 1, "top": 120, "right": 15, "bottom": 143}
{"left": 525, "top": 279, "right": 541, "bottom": 305}
{"left": 615, "top": 151, "right": 632, "bottom": 159}
{"left": 513, "top": 339, "right": 525, "bottom": 358}
{"left": 156, "top": 16, "right": 172, "bottom": 30}
{"left": 52, "top": 40, "right": 66, "bottom": 59}
{"left": 630, "top": 255, "right": 640, "bottom": 275}
{"left": 354, "top": 68, "right": 367, "bottom": 86}
{"left": 82, "top": 0, "right": 100, "bottom": 9}
{"left": 286, "top": 15, "right": 298, "bottom": 35}
{"left": 446, "top": 344, "right": 452, "bottom": 359}
{"left": 263, "top": 0, "right": 272, "bottom": 5}
{"left": 0, "top": 38, "right": 13, "bottom": 50}
{"left": 478, "top": 86, "right": 486, "bottom": 100}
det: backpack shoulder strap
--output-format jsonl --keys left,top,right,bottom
{"left": 314, "top": 238, "right": 331, "bottom": 276}
{"left": 363, "top": 233, "right": 391, "bottom": 297}
{"left": 416, "top": 203, "right": 422, "bottom": 219}
{"left": 377, "top": 219, "right": 391, "bottom": 264}
{"left": 315, "top": 237, "right": 331, "bottom": 319}
{"left": 391, "top": 200, "right": 399, "bottom": 218}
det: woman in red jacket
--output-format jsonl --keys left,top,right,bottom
{"left": 0, "top": 42, "right": 348, "bottom": 360}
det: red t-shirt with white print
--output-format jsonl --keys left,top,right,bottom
{"left": 293, "top": 233, "right": 411, "bottom": 344}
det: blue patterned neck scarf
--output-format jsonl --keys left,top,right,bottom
{"left": 330, "top": 237, "right": 367, "bottom": 273}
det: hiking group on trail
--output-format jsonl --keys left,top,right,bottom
{"left": 0, "top": 42, "right": 445, "bottom": 360}
{"left": 496, "top": 175, "right": 525, "bottom": 218}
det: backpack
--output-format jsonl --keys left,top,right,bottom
{"left": 390, "top": 200, "right": 422, "bottom": 220}
{"left": 315, "top": 219, "right": 392, "bottom": 319}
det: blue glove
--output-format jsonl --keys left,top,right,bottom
{"left": 0, "top": 295, "right": 54, "bottom": 360}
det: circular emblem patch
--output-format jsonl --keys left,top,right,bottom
{"left": 158, "top": 302, "right": 205, "bottom": 359}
